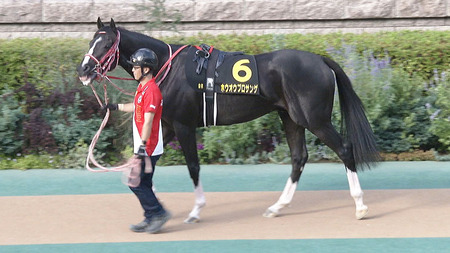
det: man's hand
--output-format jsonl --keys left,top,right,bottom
{"left": 102, "top": 103, "right": 118, "bottom": 111}
{"left": 137, "top": 144, "right": 147, "bottom": 158}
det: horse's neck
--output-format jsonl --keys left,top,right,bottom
{"left": 118, "top": 28, "right": 169, "bottom": 75}
{"left": 119, "top": 28, "right": 169, "bottom": 59}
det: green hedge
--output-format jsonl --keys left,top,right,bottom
{"left": 0, "top": 38, "right": 88, "bottom": 93}
{"left": 2, "top": 31, "right": 447, "bottom": 94}
{"left": 0, "top": 30, "right": 449, "bottom": 169}
{"left": 166, "top": 30, "right": 449, "bottom": 80}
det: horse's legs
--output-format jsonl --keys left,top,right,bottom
{"left": 309, "top": 123, "right": 368, "bottom": 219}
{"left": 264, "top": 111, "right": 308, "bottom": 218}
{"left": 172, "top": 122, "right": 206, "bottom": 223}
{"left": 186, "top": 180, "right": 205, "bottom": 223}
{"left": 162, "top": 123, "right": 176, "bottom": 146}
{"left": 346, "top": 168, "right": 368, "bottom": 219}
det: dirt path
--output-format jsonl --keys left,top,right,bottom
{"left": 1, "top": 189, "right": 449, "bottom": 245}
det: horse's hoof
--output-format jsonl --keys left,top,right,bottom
{"left": 355, "top": 207, "right": 369, "bottom": 220}
{"left": 184, "top": 216, "right": 200, "bottom": 224}
{"left": 263, "top": 209, "right": 278, "bottom": 218}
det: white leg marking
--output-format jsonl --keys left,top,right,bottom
{"left": 264, "top": 177, "right": 298, "bottom": 218}
{"left": 346, "top": 168, "right": 368, "bottom": 219}
{"left": 184, "top": 181, "right": 206, "bottom": 223}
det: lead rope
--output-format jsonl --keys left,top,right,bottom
{"left": 86, "top": 83, "right": 150, "bottom": 187}
{"left": 85, "top": 44, "right": 188, "bottom": 181}
{"left": 86, "top": 83, "right": 144, "bottom": 173}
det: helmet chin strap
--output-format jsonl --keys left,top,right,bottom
{"left": 137, "top": 66, "right": 152, "bottom": 82}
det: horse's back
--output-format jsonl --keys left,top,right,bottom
{"left": 256, "top": 49, "right": 324, "bottom": 67}
{"left": 255, "top": 49, "right": 337, "bottom": 128}
{"left": 256, "top": 49, "right": 334, "bottom": 91}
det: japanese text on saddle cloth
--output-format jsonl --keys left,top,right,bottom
{"left": 186, "top": 44, "right": 260, "bottom": 127}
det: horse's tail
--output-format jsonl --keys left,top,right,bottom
{"left": 322, "top": 56, "right": 381, "bottom": 171}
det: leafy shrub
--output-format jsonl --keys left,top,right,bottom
{"left": 23, "top": 107, "right": 59, "bottom": 154}
{"left": 267, "top": 143, "right": 291, "bottom": 164}
{"left": 0, "top": 153, "right": 57, "bottom": 170}
{"left": 58, "top": 140, "right": 108, "bottom": 169}
{"left": 158, "top": 138, "right": 186, "bottom": 165}
{"left": 369, "top": 70, "right": 435, "bottom": 152}
{"left": 165, "top": 31, "right": 449, "bottom": 80}
{"left": 0, "top": 38, "right": 88, "bottom": 94}
{"left": 428, "top": 71, "right": 450, "bottom": 152}
{"left": 42, "top": 92, "right": 114, "bottom": 152}
{"left": 0, "top": 94, "right": 25, "bottom": 156}
{"left": 201, "top": 112, "right": 283, "bottom": 164}
{"left": 327, "top": 45, "right": 439, "bottom": 153}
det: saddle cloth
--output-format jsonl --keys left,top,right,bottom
{"left": 185, "top": 45, "right": 260, "bottom": 95}
{"left": 185, "top": 45, "right": 260, "bottom": 127}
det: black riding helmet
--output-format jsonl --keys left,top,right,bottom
{"left": 128, "top": 48, "right": 158, "bottom": 80}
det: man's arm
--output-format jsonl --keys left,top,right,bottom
{"left": 118, "top": 103, "right": 134, "bottom": 112}
{"left": 141, "top": 112, "right": 155, "bottom": 143}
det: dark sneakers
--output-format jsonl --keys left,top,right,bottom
{"left": 129, "top": 220, "right": 150, "bottom": 233}
{"left": 146, "top": 211, "right": 172, "bottom": 234}
{"left": 129, "top": 211, "right": 172, "bottom": 234}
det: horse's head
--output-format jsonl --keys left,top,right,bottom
{"left": 77, "top": 17, "right": 121, "bottom": 86}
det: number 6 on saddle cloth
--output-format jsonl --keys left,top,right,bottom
{"left": 185, "top": 44, "right": 260, "bottom": 127}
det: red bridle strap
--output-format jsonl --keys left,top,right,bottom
{"left": 84, "top": 30, "right": 122, "bottom": 80}
{"left": 154, "top": 44, "right": 189, "bottom": 86}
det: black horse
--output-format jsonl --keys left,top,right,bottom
{"left": 77, "top": 18, "right": 380, "bottom": 222}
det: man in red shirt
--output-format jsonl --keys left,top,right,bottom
{"left": 105, "top": 48, "right": 170, "bottom": 234}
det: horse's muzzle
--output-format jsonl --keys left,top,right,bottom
{"left": 79, "top": 75, "right": 96, "bottom": 86}
{"left": 77, "top": 64, "right": 97, "bottom": 86}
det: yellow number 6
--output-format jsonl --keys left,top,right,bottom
{"left": 232, "top": 59, "right": 252, "bottom": 83}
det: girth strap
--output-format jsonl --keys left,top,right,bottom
{"left": 203, "top": 48, "right": 219, "bottom": 127}
{"left": 194, "top": 44, "right": 214, "bottom": 74}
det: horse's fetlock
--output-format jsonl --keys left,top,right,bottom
{"left": 196, "top": 201, "right": 206, "bottom": 207}
{"left": 351, "top": 189, "right": 363, "bottom": 199}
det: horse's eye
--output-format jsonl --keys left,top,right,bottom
{"left": 104, "top": 40, "right": 113, "bottom": 48}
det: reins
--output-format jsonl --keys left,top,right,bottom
{"left": 155, "top": 45, "right": 188, "bottom": 86}
{"left": 85, "top": 33, "right": 188, "bottom": 174}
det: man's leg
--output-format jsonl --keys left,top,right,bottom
{"left": 129, "top": 155, "right": 167, "bottom": 232}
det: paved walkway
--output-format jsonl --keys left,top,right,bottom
{"left": 1, "top": 161, "right": 450, "bottom": 196}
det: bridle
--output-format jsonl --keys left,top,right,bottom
{"left": 84, "top": 30, "right": 122, "bottom": 80}
{"left": 84, "top": 29, "right": 187, "bottom": 89}
{"left": 85, "top": 28, "right": 188, "bottom": 107}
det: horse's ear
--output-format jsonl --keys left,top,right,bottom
{"left": 97, "top": 17, "right": 104, "bottom": 29}
{"left": 110, "top": 18, "right": 117, "bottom": 33}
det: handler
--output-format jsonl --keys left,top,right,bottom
{"left": 104, "top": 48, "right": 171, "bottom": 234}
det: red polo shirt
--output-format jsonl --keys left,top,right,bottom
{"left": 132, "top": 78, "right": 163, "bottom": 156}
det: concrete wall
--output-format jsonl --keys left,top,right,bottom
{"left": 0, "top": 0, "right": 449, "bottom": 38}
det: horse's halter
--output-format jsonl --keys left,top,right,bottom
{"left": 84, "top": 30, "right": 121, "bottom": 80}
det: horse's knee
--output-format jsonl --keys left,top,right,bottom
{"left": 290, "top": 150, "right": 307, "bottom": 179}
{"left": 292, "top": 154, "right": 307, "bottom": 167}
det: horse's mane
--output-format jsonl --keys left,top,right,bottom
{"left": 118, "top": 27, "right": 165, "bottom": 46}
